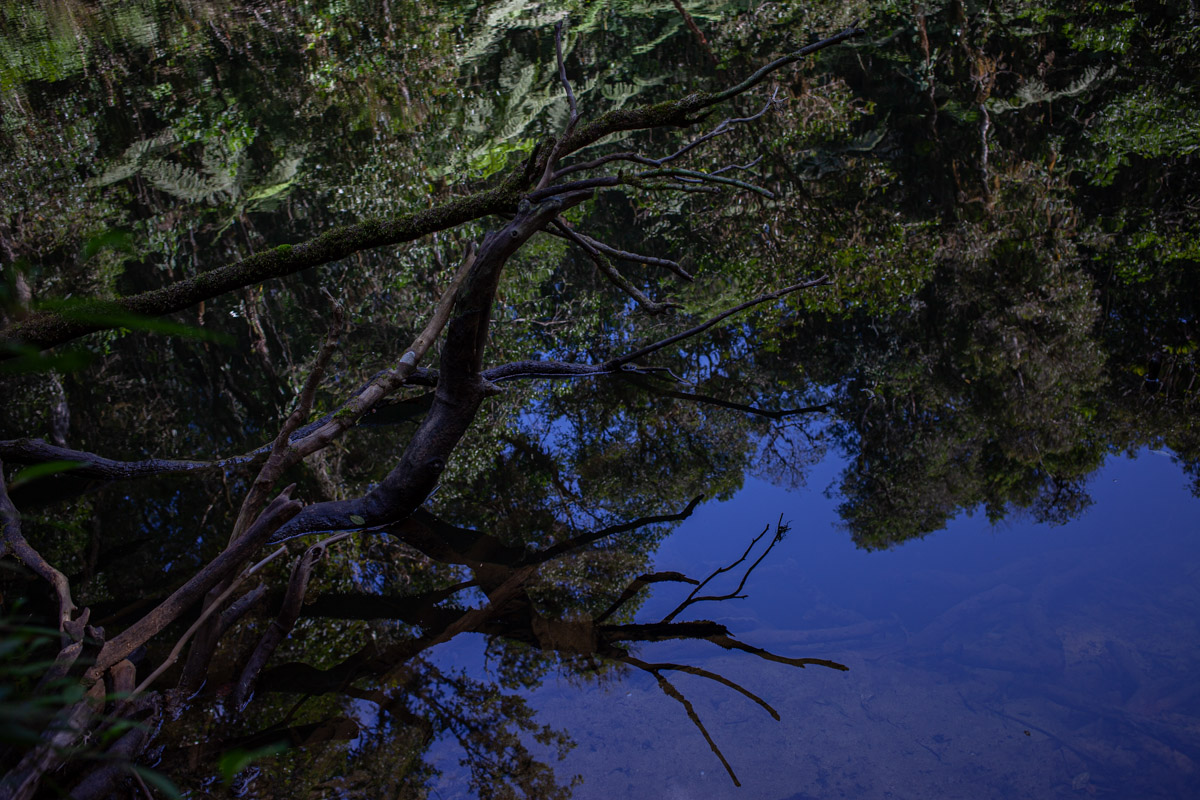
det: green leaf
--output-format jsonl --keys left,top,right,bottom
{"left": 0, "top": 343, "right": 93, "bottom": 375}
{"left": 39, "top": 300, "right": 234, "bottom": 345}
{"left": 349, "top": 514, "right": 366, "bottom": 525}
{"left": 218, "top": 742, "right": 287, "bottom": 784}
{"left": 9, "top": 461, "right": 88, "bottom": 488}
{"left": 130, "top": 766, "right": 183, "bottom": 799}
{"left": 81, "top": 229, "right": 135, "bottom": 261}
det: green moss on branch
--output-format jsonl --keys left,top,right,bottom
{"left": 2, "top": 183, "right": 522, "bottom": 354}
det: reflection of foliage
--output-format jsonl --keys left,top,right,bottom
{"left": 1083, "top": 87, "right": 1200, "bottom": 186}
{"left": 197, "top": 659, "right": 577, "bottom": 800}
{"left": 91, "top": 129, "right": 303, "bottom": 207}
{"left": 2, "top": 2, "right": 1199, "bottom": 793}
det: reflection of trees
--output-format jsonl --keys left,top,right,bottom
{"left": 826, "top": 186, "right": 1106, "bottom": 547}
{"left": 3, "top": 3, "right": 1199, "bottom": 793}
{"left": 1, "top": 15, "right": 858, "bottom": 798}
{"left": 217, "top": 513, "right": 844, "bottom": 795}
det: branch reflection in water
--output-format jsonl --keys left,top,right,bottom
{"left": 155, "top": 512, "right": 845, "bottom": 797}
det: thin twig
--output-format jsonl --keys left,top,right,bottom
{"left": 662, "top": 523, "right": 774, "bottom": 623}
{"left": 538, "top": 19, "right": 581, "bottom": 189}
{"left": 538, "top": 224, "right": 693, "bottom": 281}
{"left": 664, "top": 517, "right": 790, "bottom": 621}
{"left": 606, "top": 276, "right": 831, "bottom": 370}
{"left": 552, "top": 217, "right": 680, "bottom": 314}
{"left": 529, "top": 495, "right": 702, "bottom": 564}
{"left": 636, "top": 166, "right": 775, "bottom": 198}
{"left": 710, "top": 26, "right": 865, "bottom": 104}
{"left": 626, "top": 375, "right": 830, "bottom": 419}
{"left": 710, "top": 154, "right": 764, "bottom": 176}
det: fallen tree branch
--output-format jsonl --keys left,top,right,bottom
{"left": 232, "top": 531, "right": 352, "bottom": 708}
{"left": 84, "top": 486, "right": 301, "bottom": 683}
{"left": 0, "top": 438, "right": 258, "bottom": 480}
{"left": 268, "top": 196, "right": 587, "bottom": 543}
{"left": 128, "top": 543, "right": 289, "bottom": 698}
{"left": 1, "top": 457, "right": 77, "bottom": 630}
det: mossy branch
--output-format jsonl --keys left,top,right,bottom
{"left": 1, "top": 183, "right": 520, "bottom": 354}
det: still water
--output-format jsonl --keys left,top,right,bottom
{"left": 428, "top": 450, "right": 1200, "bottom": 798}
{"left": 3, "top": 2, "right": 1199, "bottom": 797}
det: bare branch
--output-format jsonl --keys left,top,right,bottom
{"left": 552, "top": 217, "right": 680, "bottom": 314}
{"left": 638, "top": 181, "right": 723, "bottom": 194}
{"left": 705, "top": 633, "right": 849, "bottom": 672}
{"left": 552, "top": 90, "right": 778, "bottom": 180}
{"left": 650, "top": 90, "right": 780, "bottom": 166}
{"left": 551, "top": 151, "right": 660, "bottom": 179}
{"left": 624, "top": 655, "right": 779, "bottom": 720}
{"left": 129, "top": 542, "right": 289, "bottom": 698}
{"left": 537, "top": 20, "right": 582, "bottom": 189}
{"left": 595, "top": 572, "right": 698, "bottom": 624}
{"left": 84, "top": 486, "right": 301, "bottom": 683}
{"left": 1, "top": 457, "right": 76, "bottom": 630}
{"left": 269, "top": 196, "right": 589, "bottom": 543}
{"left": 275, "top": 242, "right": 477, "bottom": 466}
{"left": 709, "top": 27, "right": 865, "bottom": 105}
{"left": 478, "top": 277, "right": 829, "bottom": 387}
{"left": 0, "top": 438, "right": 258, "bottom": 482}
{"left": 662, "top": 522, "right": 775, "bottom": 623}
{"left": 280, "top": 295, "right": 345, "bottom": 445}
{"left": 538, "top": 224, "right": 693, "bottom": 281}
{"left": 625, "top": 374, "right": 831, "bottom": 419}
{"left": 710, "top": 154, "right": 764, "bottom": 176}
{"left": 636, "top": 166, "right": 775, "bottom": 198}
{"left": 607, "top": 276, "right": 830, "bottom": 370}
{"left": 215, "top": 582, "right": 268, "bottom": 641}
{"left": 232, "top": 531, "right": 352, "bottom": 708}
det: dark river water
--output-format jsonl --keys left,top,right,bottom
{"left": 2, "top": 2, "right": 1198, "bottom": 798}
